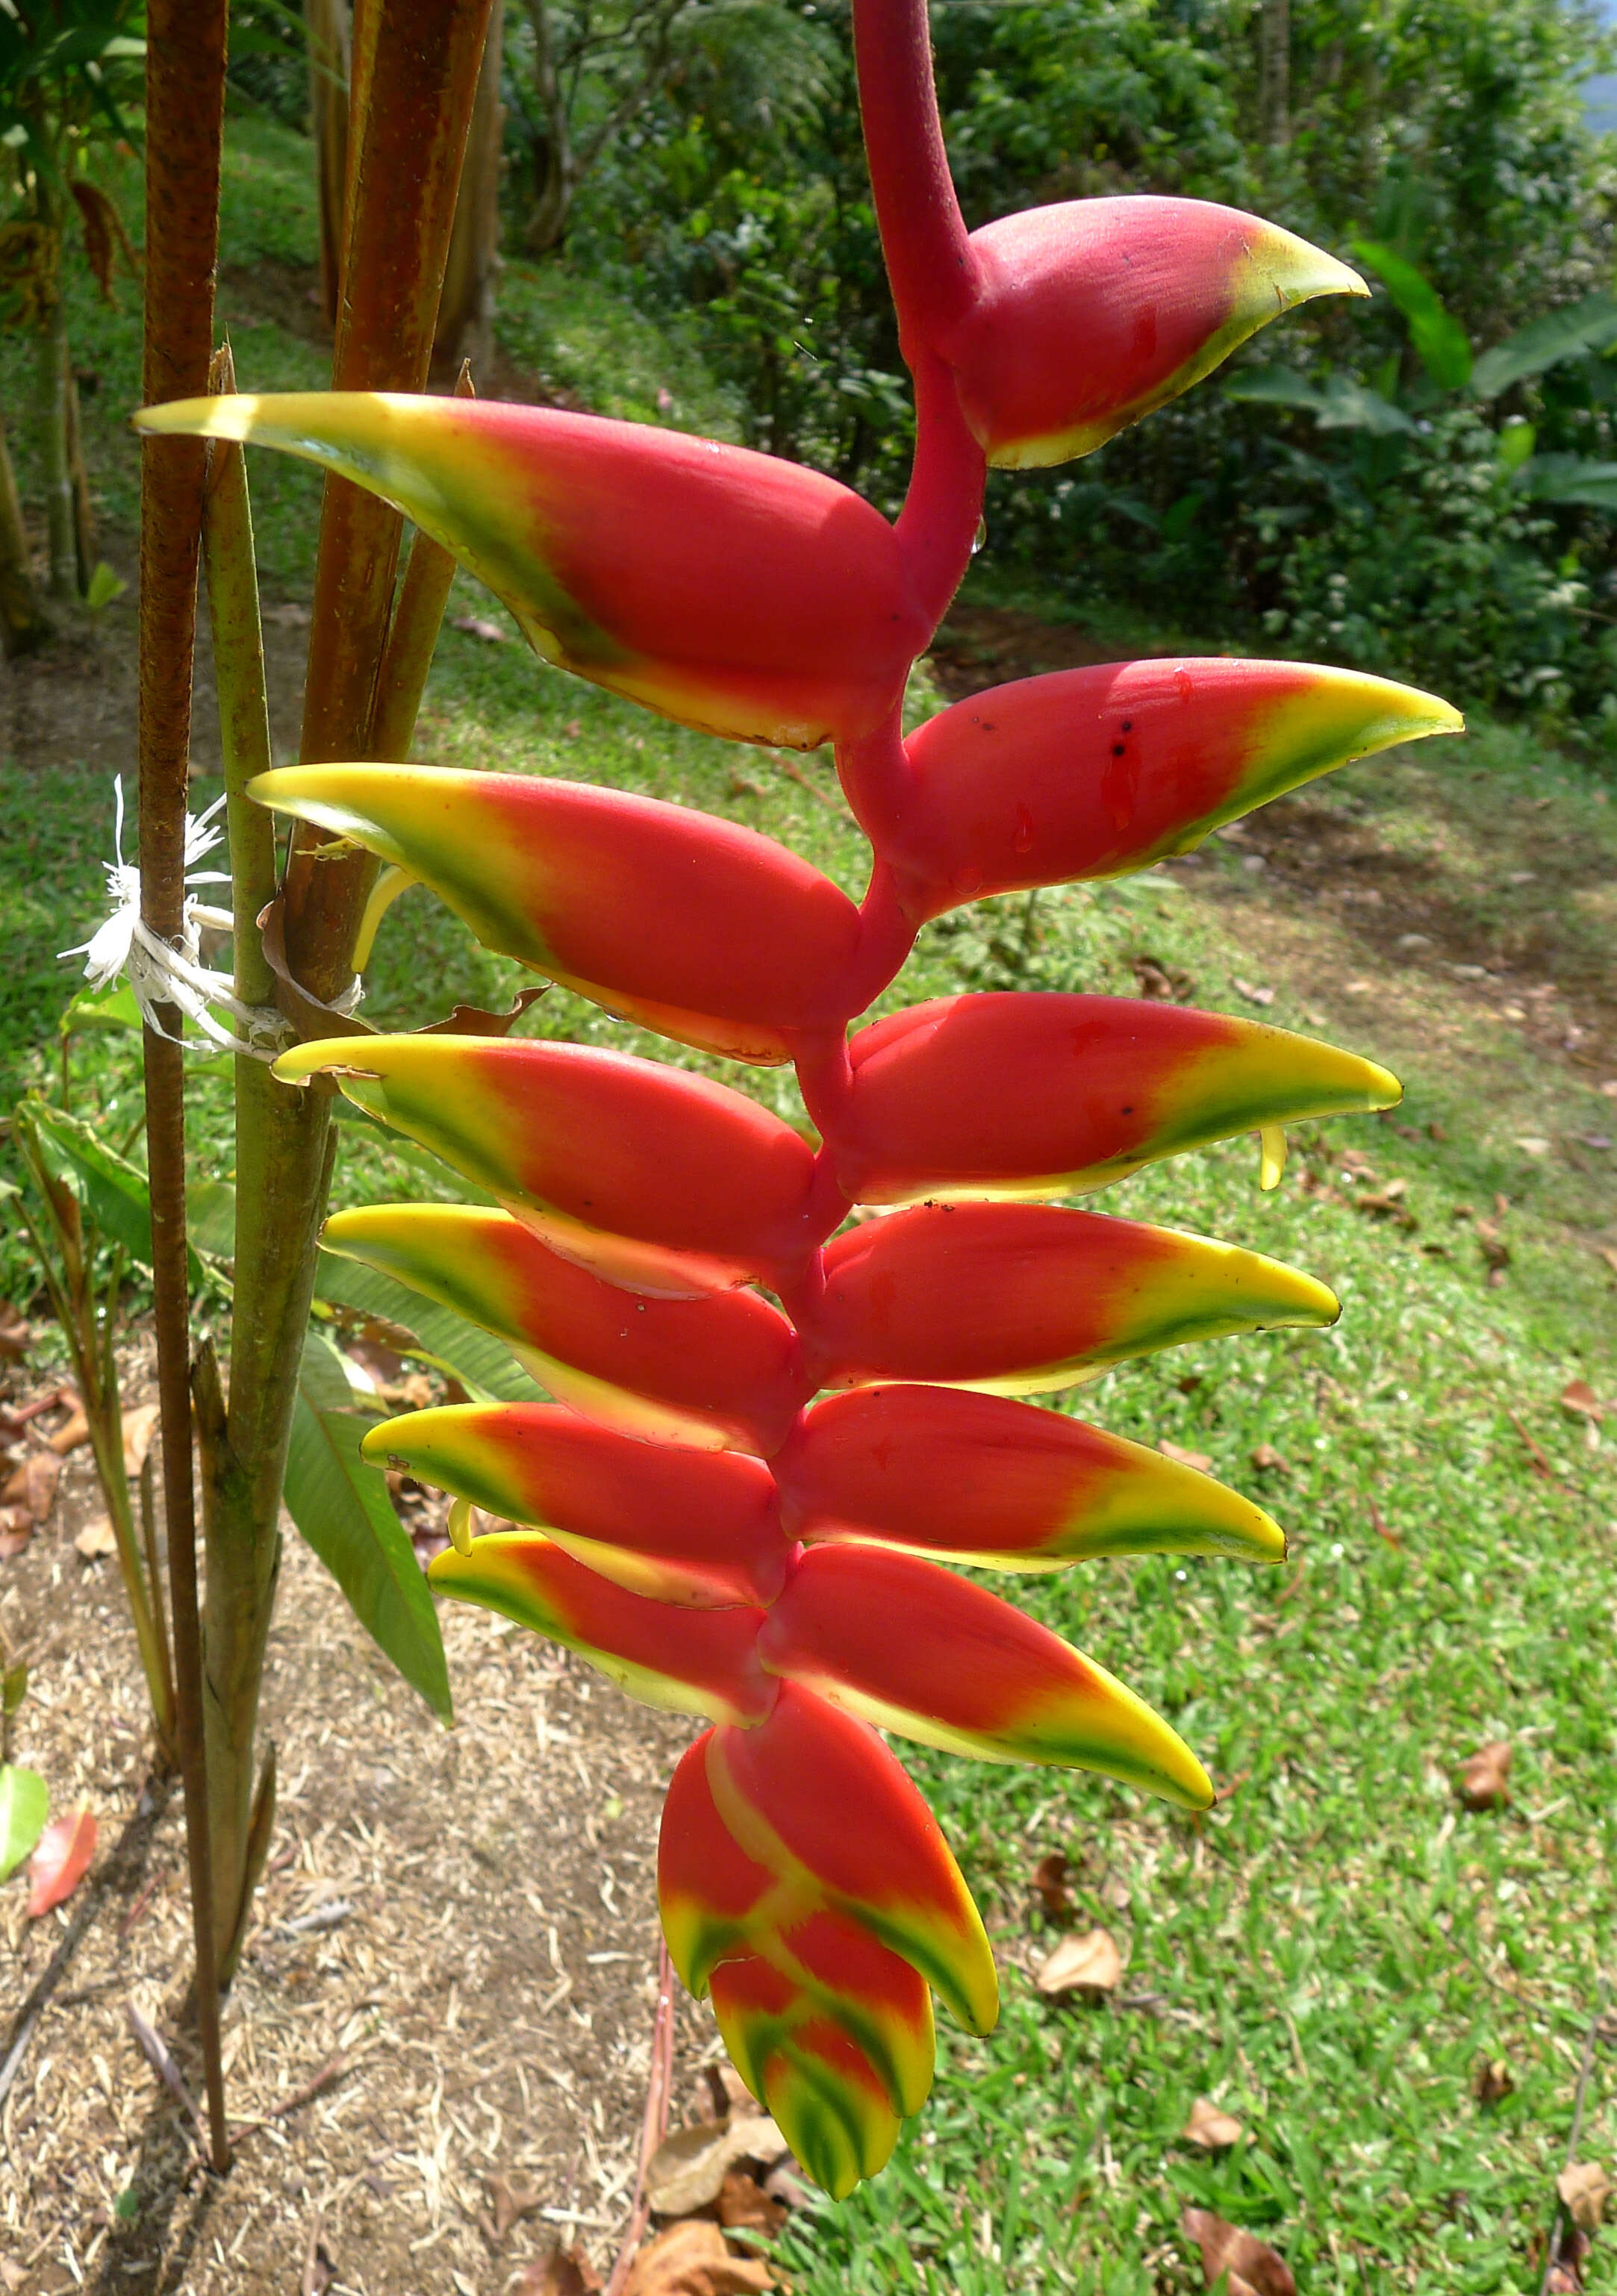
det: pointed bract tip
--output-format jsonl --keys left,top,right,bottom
{"left": 272, "top": 1038, "right": 378, "bottom": 1088}
{"left": 1259, "top": 228, "right": 1368, "bottom": 310}
{"left": 132, "top": 393, "right": 262, "bottom": 443}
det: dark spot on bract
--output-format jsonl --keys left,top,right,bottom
{"left": 1112, "top": 743, "right": 1126, "bottom": 757}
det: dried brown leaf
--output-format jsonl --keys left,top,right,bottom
{"left": 1473, "top": 2057, "right": 1513, "bottom": 2105}
{"left": 1035, "top": 1928, "right": 1123, "bottom": 1997}
{"left": 486, "top": 2171, "right": 540, "bottom": 2240}
{"left": 1249, "top": 1444, "right": 1289, "bottom": 1473}
{"left": 1559, "top": 2162, "right": 1612, "bottom": 2234}
{"left": 1183, "top": 2097, "right": 1245, "bottom": 2150}
{"left": 1233, "top": 978, "right": 1275, "bottom": 1007}
{"left": 121, "top": 1402, "right": 161, "bottom": 1477}
{"left": 1158, "top": 1438, "right": 1214, "bottom": 1473}
{"left": 1560, "top": 1380, "right": 1604, "bottom": 1423}
{"left": 517, "top": 2250, "right": 604, "bottom": 2296}
{"left": 451, "top": 612, "right": 509, "bottom": 643}
{"left": 46, "top": 1407, "right": 90, "bottom": 1456}
{"left": 622, "top": 2220, "right": 776, "bottom": 2295}
{"left": 0, "top": 1303, "right": 30, "bottom": 1361}
{"left": 645, "top": 2114, "right": 785, "bottom": 2218}
{"left": 1368, "top": 1499, "right": 1402, "bottom": 1549}
{"left": 1456, "top": 1741, "right": 1512, "bottom": 1811}
{"left": 0, "top": 1505, "right": 31, "bottom": 1558}
{"left": 1, "top": 1450, "right": 60, "bottom": 1523}
{"left": 1181, "top": 2206, "right": 1296, "bottom": 2296}
{"left": 697, "top": 2063, "right": 758, "bottom": 2122}
{"left": 1030, "top": 1850, "right": 1071, "bottom": 1918}
{"left": 27, "top": 1804, "right": 96, "bottom": 1916}
{"left": 75, "top": 1514, "right": 117, "bottom": 1560}
{"left": 716, "top": 2168, "right": 788, "bottom": 2236}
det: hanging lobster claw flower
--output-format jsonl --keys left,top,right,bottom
{"left": 134, "top": 393, "right": 931, "bottom": 748}
{"left": 279, "top": 1035, "right": 828, "bottom": 1297}
{"left": 938, "top": 196, "right": 1366, "bottom": 470}
{"left": 884, "top": 658, "right": 1462, "bottom": 924}
{"left": 321, "top": 1205, "right": 807, "bottom": 1454}
{"left": 831, "top": 992, "right": 1399, "bottom": 1205}
{"left": 801, "top": 1202, "right": 1338, "bottom": 1397}
{"left": 427, "top": 1530, "right": 770, "bottom": 1723}
{"left": 759, "top": 1546, "right": 1212, "bottom": 1806}
{"left": 251, "top": 765, "right": 876, "bottom": 1064}
{"left": 362, "top": 1402, "right": 791, "bottom": 1608}
{"left": 658, "top": 1736, "right": 934, "bottom": 2196}
{"left": 704, "top": 1684, "right": 1000, "bottom": 2036}
{"left": 776, "top": 1383, "right": 1285, "bottom": 1569}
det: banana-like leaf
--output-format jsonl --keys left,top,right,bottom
{"left": 1517, "top": 452, "right": 1617, "bottom": 511}
{"left": 428, "top": 1529, "right": 770, "bottom": 1723}
{"left": 941, "top": 196, "right": 1365, "bottom": 468}
{"left": 802, "top": 1202, "right": 1338, "bottom": 1397}
{"left": 759, "top": 1546, "right": 1212, "bottom": 1806}
{"left": 252, "top": 765, "right": 882, "bottom": 1064}
{"left": 1351, "top": 239, "right": 1472, "bottom": 389}
{"left": 777, "top": 1384, "right": 1284, "bottom": 1568}
{"left": 832, "top": 992, "right": 1398, "bottom": 1205}
{"left": 282, "top": 1035, "right": 826, "bottom": 1296}
{"left": 1471, "top": 291, "right": 1617, "bottom": 398}
{"left": 362, "top": 1401, "right": 790, "bottom": 1608}
{"left": 284, "top": 1330, "right": 452, "bottom": 1722}
{"left": 882, "top": 658, "right": 1461, "bottom": 923}
{"left": 312, "top": 1249, "right": 546, "bottom": 1406}
{"left": 25, "top": 1101, "right": 216, "bottom": 1288}
{"left": 133, "top": 393, "right": 931, "bottom": 749}
{"left": 322, "top": 1204, "right": 807, "bottom": 1455}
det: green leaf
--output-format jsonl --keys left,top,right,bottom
{"left": 60, "top": 980, "right": 143, "bottom": 1038}
{"left": 312, "top": 1249, "right": 545, "bottom": 1406}
{"left": 1223, "top": 365, "right": 1328, "bottom": 413}
{"left": 2, "top": 1661, "right": 26, "bottom": 1715}
{"left": 1497, "top": 419, "right": 1537, "bottom": 471}
{"left": 84, "top": 561, "right": 126, "bottom": 611}
{"left": 28, "top": 1102, "right": 214, "bottom": 1289}
{"left": 1515, "top": 453, "right": 1617, "bottom": 511}
{"left": 1471, "top": 292, "right": 1617, "bottom": 399}
{"left": 186, "top": 1178, "right": 237, "bottom": 1261}
{"left": 1312, "top": 378, "right": 1417, "bottom": 436}
{"left": 1350, "top": 240, "right": 1473, "bottom": 390}
{"left": 284, "top": 1332, "right": 453, "bottom": 1721}
{"left": 0, "top": 1765, "right": 49, "bottom": 1883}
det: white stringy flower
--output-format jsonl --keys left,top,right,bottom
{"left": 60, "top": 776, "right": 289, "bottom": 1060}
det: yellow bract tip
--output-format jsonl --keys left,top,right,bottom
{"left": 1259, "top": 1125, "right": 1288, "bottom": 1192}
{"left": 448, "top": 1496, "right": 476, "bottom": 1559}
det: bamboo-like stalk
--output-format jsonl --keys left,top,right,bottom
{"left": 138, "top": 0, "right": 232, "bottom": 2179}
{"left": 37, "top": 269, "right": 77, "bottom": 600}
{"left": 197, "top": 0, "right": 494, "bottom": 1991}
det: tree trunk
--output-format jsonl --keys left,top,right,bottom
{"left": 520, "top": 0, "right": 575, "bottom": 255}
{"left": 0, "top": 403, "right": 50, "bottom": 656}
{"left": 434, "top": 0, "right": 504, "bottom": 375}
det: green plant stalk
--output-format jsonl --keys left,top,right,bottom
{"left": 0, "top": 402, "right": 49, "bottom": 656}
{"left": 191, "top": 0, "right": 493, "bottom": 1983}
{"left": 37, "top": 261, "right": 76, "bottom": 602}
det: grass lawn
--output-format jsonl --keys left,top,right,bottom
{"left": 1, "top": 104, "right": 1615, "bottom": 2296}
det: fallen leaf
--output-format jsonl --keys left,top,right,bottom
{"left": 0, "top": 1303, "right": 31, "bottom": 1361}
{"left": 122, "top": 1402, "right": 161, "bottom": 1476}
{"left": 1559, "top": 2162, "right": 1612, "bottom": 2234}
{"left": 1472, "top": 2057, "right": 1514, "bottom": 2105}
{"left": 75, "top": 1515, "right": 118, "bottom": 1559}
{"left": 1183, "top": 2096, "right": 1246, "bottom": 2150}
{"left": 516, "top": 2250, "right": 603, "bottom": 2296}
{"left": 0, "top": 1764, "right": 49, "bottom": 1882}
{"left": 717, "top": 2168, "right": 788, "bottom": 2236}
{"left": 1232, "top": 978, "right": 1275, "bottom": 1006}
{"left": 1158, "top": 1437, "right": 1214, "bottom": 1473}
{"left": 1181, "top": 2206, "right": 1296, "bottom": 2296}
{"left": 1514, "top": 1136, "right": 1551, "bottom": 1156}
{"left": 1030, "top": 1850, "right": 1071, "bottom": 1918}
{"left": 46, "top": 1407, "right": 90, "bottom": 1456}
{"left": 1455, "top": 1741, "right": 1511, "bottom": 1812}
{"left": 623, "top": 2220, "right": 775, "bottom": 2296}
{"left": 27, "top": 1803, "right": 96, "bottom": 1915}
{"left": 1, "top": 1451, "right": 60, "bottom": 1523}
{"left": 1560, "top": 1380, "right": 1605, "bottom": 1423}
{"left": 1250, "top": 1444, "right": 1289, "bottom": 1473}
{"left": 644, "top": 2114, "right": 786, "bottom": 2218}
{"left": 451, "top": 612, "right": 509, "bottom": 643}
{"left": 1035, "top": 1928, "right": 1122, "bottom": 1997}
{"left": 0, "top": 1505, "right": 33, "bottom": 1558}
{"left": 762, "top": 2156, "right": 812, "bottom": 2211}
{"left": 486, "top": 2171, "right": 540, "bottom": 2240}
{"left": 697, "top": 2063, "right": 758, "bottom": 2122}
{"left": 1602, "top": 1247, "right": 1617, "bottom": 1279}
{"left": 1368, "top": 1499, "right": 1401, "bottom": 1549}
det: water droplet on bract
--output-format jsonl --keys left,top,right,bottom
{"left": 971, "top": 517, "right": 987, "bottom": 556}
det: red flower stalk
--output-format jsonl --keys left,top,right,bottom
{"left": 137, "top": 0, "right": 1462, "bottom": 2195}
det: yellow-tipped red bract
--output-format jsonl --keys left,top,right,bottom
{"left": 321, "top": 1204, "right": 806, "bottom": 1455}
{"left": 363, "top": 1403, "right": 790, "bottom": 1608}
{"left": 885, "top": 658, "right": 1462, "bottom": 924}
{"left": 758, "top": 1546, "right": 1212, "bottom": 1805}
{"left": 803, "top": 1202, "right": 1338, "bottom": 1397}
{"left": 133, "top": 393, "right": 929, "bottom": 749}
{"left": 278, "top": 1035, "right": 827, "bottom": 1295}
{"left": 251, "top": 764, "right": 883, "bottom": 1064}
{"left": 832, "top": 992, "right": 1399, "bottom": 1205}
{"left": 939, "top": 196, "right": 1367, "bottom": 469}
{"left": 426, "top": 1530, "right": 770, "bottom": 1723}
{"left": 775, "top": 1385, "right": 1286, "bottom": 1569}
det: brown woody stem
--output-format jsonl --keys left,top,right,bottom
{"left": 139, "top": 0, "right": 232, "bottom": 2177}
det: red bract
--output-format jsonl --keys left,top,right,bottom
{"left": 140, "top": 0, "right": 1462, "bottom": 2197}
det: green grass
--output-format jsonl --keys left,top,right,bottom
{"left": 2, "top": 110, "right": 1616, "bottom": 2296}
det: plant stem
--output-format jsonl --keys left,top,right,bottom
{"left": 0, "top": 402, "right": 49, "bottom": 655}
{"left": 850, "top": 0, "right": 974, "bottom": 358}
{"left": 37, "top": 266, "right": 77, "bottom": 602}
{"left": 139, "top": 0, "right": 232, "bottom": 2180}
